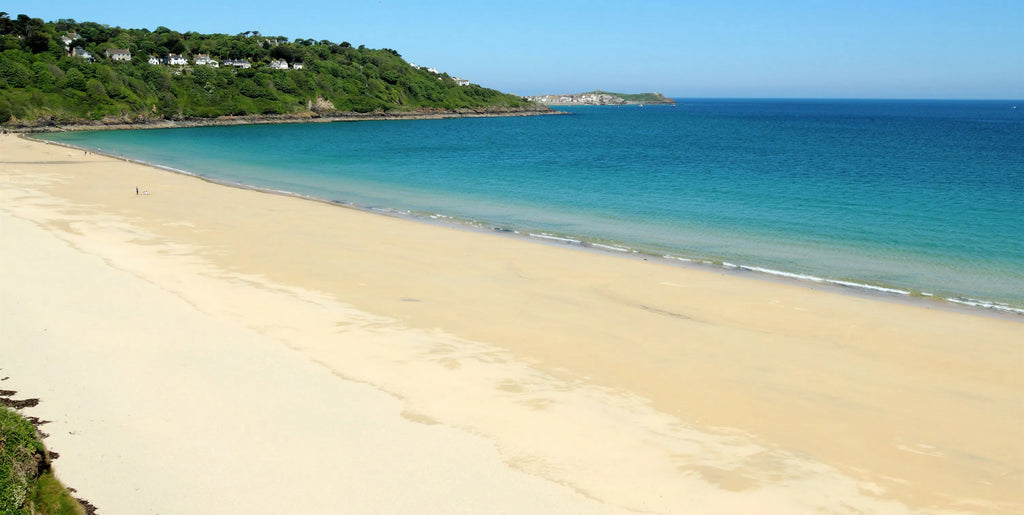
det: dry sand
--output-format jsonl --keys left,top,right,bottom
{"left": 1, "top": 134, "right": 1021, "bottom": 513}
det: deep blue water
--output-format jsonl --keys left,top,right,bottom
{"left": 43, "top": 99, "right": 1024, "bottom": 311}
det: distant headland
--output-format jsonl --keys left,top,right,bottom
{"left": 526, "top": 91, "right": 676, "bottom": 106}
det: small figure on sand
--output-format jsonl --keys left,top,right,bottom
{"left": 136, "top": 187, "right": 139, "bottom": 195}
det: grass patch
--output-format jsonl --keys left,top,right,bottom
{"left": 0, "top": 405, "right": 86, "bottom": 514}
{"left": 27, "top": 472, "right": 86, "bottom": 515}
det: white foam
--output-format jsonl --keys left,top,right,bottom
{"left": 591, "top": 243, "right": 630, "bottom": 253}
{"left": 529, "top": 233, "right": 581, "bottom": 245}
{"left": 739, "top": 265, "right": 824, "bottom": 283}
{"left": 825, "top": 279, "right": 910, "bottom": 296}
{"left": 948, "top": 297, "right": 1024, "bottom": 315}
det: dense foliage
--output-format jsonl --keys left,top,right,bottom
{"left": 0, "top": 405, "right": 84, "bottom": 514}
{"left": 0, "top": 13, "right": 535, "bottom": 124}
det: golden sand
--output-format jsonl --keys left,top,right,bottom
{"left": 2, "top": 134, "right": 1021, "bottom": 513}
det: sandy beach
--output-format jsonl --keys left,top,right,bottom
{"left": 1, "top": 134, "right": 1022, "bottom": 513}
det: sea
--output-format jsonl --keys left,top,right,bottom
{"left": 41, "top": 99, "right": 1024, "bottom": 315}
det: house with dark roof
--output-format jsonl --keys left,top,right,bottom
{"left": 71, "top": 46, "right": 94, "bottom": 62}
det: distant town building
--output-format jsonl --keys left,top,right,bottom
{"left": 269, "top": 59, "right": 288, "bottom": 70}
{"left": 453, "top": 77, "right": 470, "bottom": 86}
{"left": 526, "top": 92, "right": 627, "bottom": 105}
{"left": 291, "top": 62, "right": 303, "bottom": 70}
{"left": 148, "top": 55, "right": 161, "bottom": 65}
{"left": 105, "top": 48, "right": 131, "bottom": 61}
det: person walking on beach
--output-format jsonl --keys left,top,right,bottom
{"left": 136, "top": 187, "right": 139, "bottom": 195}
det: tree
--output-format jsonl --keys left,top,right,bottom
{"left": 61, "top": 67, "right": 86, "bottom": 91}
{"left": 0, "top": 58, "right": 31, "bottom": 87}
{"left": 270, "top": 44, "right": 298, "bottom": 63}
{"left": 0, "top": 98, "right": 12, "bottom": 122}
{"left": 54, "top": 18, "right": 76, "bottom": 32}
{"left": 31, "top": 61, "right": 55, "bottom": 90}
{"left": 14, "top": 15, "right": 31, "bottom": 36}
{"left": 192, "top": 64, "right": 215, "bottom": 86}
{"left": 0, "top": 13, "right": 12, "bottom": 35}
{"left": 162, "top": 33, "right": 185, "bottom": 55}
{"left": 86, "top": 78, "right": 107, "bottom": 100}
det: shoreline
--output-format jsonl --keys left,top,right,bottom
{"left": 3, "top": 105, "right": 566, "bottom": 133}
{"left": 2, "top": 134, "right": 1022, "bottom": 513}
{"left": 34, "top": 133, "right": 1024, "bottom": 320}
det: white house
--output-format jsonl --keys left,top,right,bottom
{"left": 223, "top": 59, "right": 252, "bottom": 69}
{"left": 165, "top": 54, "right": 187, "bottom": 66}
{"left": 194, "top": 54, "right": 219, "bottom": 67}
{"left": 269, "top": 59, "right": 288, "bottom": 70}
{"left": 291, "top": 62, "right": 303, "bottom": 70}
{"left": 453, "top": 77, "right": 470, "bottom": 86}
{"left": 60, "top": 32, "right": 81, "bottom": 50}
{"left": 105, "top": 48, "right": 131, "bottom": 61}
{"left": 148, "top": 55, "right": 161, "bottom": 65}
{"left": 71, "top": 46, "right": 94, "bottom": 62}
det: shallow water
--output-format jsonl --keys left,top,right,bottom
{"left": 43, "top": 99, "right": 1024, "bottom": 311}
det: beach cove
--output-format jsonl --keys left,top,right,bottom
{"left": 1, "top": 134, "right": 1022, "bottom": 512}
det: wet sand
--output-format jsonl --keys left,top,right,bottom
{"left": 1, "top": 134, "right": 1021, "bottom": 513}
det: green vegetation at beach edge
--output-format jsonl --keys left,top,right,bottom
{"left": 0, "top": 405, "right": 86, "bottom": 514}
{"left": 0, "top": 12, "right": 542, "bottom": 127}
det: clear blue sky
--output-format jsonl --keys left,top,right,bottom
{"left": 6, "top": 0, "right": 1023, "bottom": 99}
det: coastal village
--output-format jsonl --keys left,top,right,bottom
{"left": 527, "top": 90, "right": 674, "bottom": 105}
{"left": 60, "top": 30, "right": 470, "bottom": 82}
{"left": 63, "top": 31, "right": 309, "bottom": 70}
{"left": 527, "top": 91, "right": 627, "bottom": 105}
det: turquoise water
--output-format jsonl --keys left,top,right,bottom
{"left": 43, "top": 99, "right": 1024, "bottom": 312}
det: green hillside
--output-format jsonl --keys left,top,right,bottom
{"left": 595, "top": 91, "right": 675, "bottom": 104}
{"left": 0, "top": 13, "right": 541, "bottom": 127}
